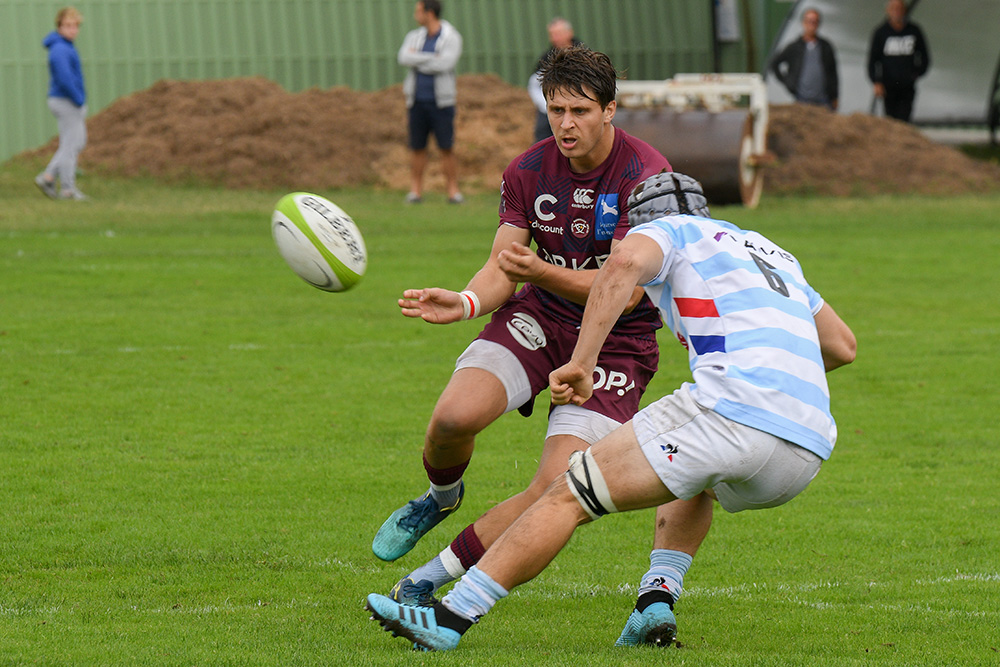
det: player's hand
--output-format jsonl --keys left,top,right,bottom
{"left": 498, "top": 242, "right": 546, "bottom": 284}
{"left": 398, "top": 288, "right": 464, "bottom": 324}
{"left": 549, "top": 360, "right": 594, "bottom": 406}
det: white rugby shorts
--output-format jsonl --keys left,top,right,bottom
{"left": 632, "top": 384, "right": 822, "bottom": 513}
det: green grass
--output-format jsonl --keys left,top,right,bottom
{"left": 959, "top": 141, "right": 1000, "bottom": 166}
{"left": 2, "top": 160, "right": 999, "bottom": 665}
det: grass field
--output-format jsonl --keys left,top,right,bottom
{"left": 2, "top": 161, "right": 999, "bottom": 666}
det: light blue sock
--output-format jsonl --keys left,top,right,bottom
{"left": 441, "top": 566, "right": 509, "bottom": 622}
{"left": 637, "top": 549, "right": 693, "bottom": 602}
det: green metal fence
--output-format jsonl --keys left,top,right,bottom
{"left": 1, "top": 0, "right": 786, "bottom": 162}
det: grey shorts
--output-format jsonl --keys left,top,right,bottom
{"left": 632, "top": 385, "right": 822, "bottom": 513}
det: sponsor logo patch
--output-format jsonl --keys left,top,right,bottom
{"left": 570, "top": 218, "right": 590, "bottom": 238}
{"left": 594, "top": 194, "right": 619, "bottom": 240}
{"left": 507, "top": 311, "right": 547, "bottom": 350}
{"left": 572, "top": 188, "right": 595, "bottom": 208}
{"left": 534, "top": 194, "right": 557, "bottom": 222}
{"left": 592, "top": 366, "right": 635, "bottom": 397}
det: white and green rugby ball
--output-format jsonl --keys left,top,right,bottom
{"left": 271, "top": 192, "right": 367, "bottom": 292}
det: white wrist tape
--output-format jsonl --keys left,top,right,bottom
{"left": 459, "top": 290, "right": 482, "bottom": 320}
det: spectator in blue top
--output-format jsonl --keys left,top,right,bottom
{"left": 36, "top": 6, "right": 89, "bottom": 201}
{"left": 398, "top": 0, "right": 464, "bottom": 204}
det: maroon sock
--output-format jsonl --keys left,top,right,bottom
{"left": 450, "top": 523, "right": 486, "bottom": 570}
{"left": 423, "top": 454, "right": 469, "bottom": 486}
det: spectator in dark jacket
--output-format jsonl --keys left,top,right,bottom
{"left": 867, "top": 0, "right": 930, "bottom": 122}
{"left": 770, "top": 8, "right": 839, "bottom": 110}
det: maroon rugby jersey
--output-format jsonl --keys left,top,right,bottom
{"left": 498, "top": 128, "right": 670, "bottom": 338}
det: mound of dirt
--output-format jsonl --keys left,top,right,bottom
{"left": 765, "top": 103, "right": 1000, "bottom": 196}
{"left": 36, "top": 74, "right": 530, "bottom": 194}
{"left": 22, "top": 74, "right": 1000, "bottom": 198}
{"left": 25, "top": 74, "right": 533, "bottom": 195}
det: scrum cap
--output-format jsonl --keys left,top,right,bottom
{"left": 627, "top": 171, "right": 710, "bottom": 227}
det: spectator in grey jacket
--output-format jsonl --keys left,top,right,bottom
{"left": 36, "top": 6, "right": 89, "bottom": 201}
{"left": 398, "top": 0, "right": 464, "bottom": 204}
{"left": 528, "top": 18, "right": 581, "bottom": 143}
{"left": 770, "top": 8, "right": 839, "bottom": 110}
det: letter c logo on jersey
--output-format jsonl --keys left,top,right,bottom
{"left": 506, "top": 312, "right": 547, "bottom": 351}
{"left": 534, "top": 194, "right": 557, "bottom": 222}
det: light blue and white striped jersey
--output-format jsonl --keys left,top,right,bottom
{"left": 629, "top": 215, "right": 835, "bottom": 459}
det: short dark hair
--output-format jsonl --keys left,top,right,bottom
{"left": 420, "top": 0, "right": 442, "bottom": 18}
{"left": 539, "top": 45, "right": 619, "bottom": 109}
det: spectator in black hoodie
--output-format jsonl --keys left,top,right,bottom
{"left": 867, "top": 0, "right": 930, "bottom": 122}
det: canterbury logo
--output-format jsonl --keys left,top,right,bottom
{"left": 573, "top": 188, "right": 594, "bottom": 206}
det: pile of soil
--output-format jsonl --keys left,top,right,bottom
{"left": 23, "top": 74, "right": 1000, "bottom": 198}
{"left": 765, "top": 103, "right": 1000, "bottom": 196}
{"left": 27, "top": 74, "right": 532, "bottom": 195}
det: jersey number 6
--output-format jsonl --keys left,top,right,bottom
{"left": 749, "top": 252, "right": 789, "bottom": 297}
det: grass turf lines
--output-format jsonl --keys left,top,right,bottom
{"left": 1, "top": 163, "right": 999, "bottom": 665}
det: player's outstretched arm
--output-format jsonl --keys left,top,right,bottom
{"left": 464, "top": 224, "right": 530, "bottom": 308}
{"left": 815, "top": 303, "right": 857, "bottom": 371}
{"left": 398, "top": 225, "right": 529, "bottom": 324}
{"left": 398, "top": 288, "right": 466, "bottom": 323}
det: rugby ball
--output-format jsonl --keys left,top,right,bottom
{"left": 271, "top": 192, "right": 367, "bottom": 292}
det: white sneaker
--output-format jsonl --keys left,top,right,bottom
{"left": 35, "top": 174, "right": 58, "bottom": 199}
{"left": 61, "top": 190, "right": 89, "bottom": 201}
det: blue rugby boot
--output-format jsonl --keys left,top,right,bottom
{"left": 389, "top": 577, "right": 439, "bottom": 607}
{"left": 615, "top": 591, "right": 677, "bottom": 647}
{"left": 372, "top": 483, "right": 464, "bottom": 562}
{"left": 365, "top": 594, "right": 472, "bottom": 652}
